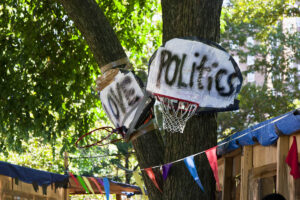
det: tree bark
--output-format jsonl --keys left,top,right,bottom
{"left": 132, "top": 130, "right": 164, "bottom": 200}
{"left": 60, "top": 0, "right": 126, "bottom": 68}
{"left": 161, "top": 0, "right": 222, "bottom": 199}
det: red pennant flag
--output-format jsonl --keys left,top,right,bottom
{"left": 89, "top": 177, "right": 103, "bottom": 194}
{"left": 69, "top": 172, "right": 80, "bottom": 187}
{"left": 144, "top": 168, "right": 162, "bottom": 193}
{"left": 205, "top": 146, "right": 221, "bottom": 191}
{"left": 285, "top": 136, "right": 300, "bottom": 179}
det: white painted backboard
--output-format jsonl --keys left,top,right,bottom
{"left": 100, "top": 71, "right": 144, "bottom": 128}
{"left": 146, "top": 38, "right": 242, "bottom": 109}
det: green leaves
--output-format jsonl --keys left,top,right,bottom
{"left": 0, "top": 0, "right": 101, "bottom": 152}
{"left": 0, "top": 0, "right": 157, "bottom": 181}
{"left": 218, "top": 0, "right": 299, "bottom": 137}
{"left": 98, "top": 0, "right": 162, "bottom": 71}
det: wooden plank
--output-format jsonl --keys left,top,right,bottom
{"left": 232, "top": 155, "right": 241, "bottom": 177}
{"left": 295, "top": 177, "right": 300, "bottom": 199}
{"left": 276, "top": 136, "right": 289, "bottom": 199}
{"left": 223, "top": 148, "right": 242, "bottom": 158}
{"left": 222, "top": 157, "right": 233, "bottom": 200}
{"left": 287, "top": 164, "right": 295, "bottom": 200}
{"left": 251, "top": 163, "right": 276, "bottom": 179}
{"left": 116, "top": 194, "right": 122, "bottom": 200}
{"left": 218, "top": 158, "right": 224, "bottom": 191}
{"left": 0, "top": 175, "right": 65, "bottom": 200}
{"left": 240, "top": 145, "right": 252, "bottom": 200}
{"left": 253, "top": 144, "right": 277, "bottom": 168}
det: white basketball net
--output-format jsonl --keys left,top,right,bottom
{"left": 155, "top": 95, "right": 198, "bottom": 133}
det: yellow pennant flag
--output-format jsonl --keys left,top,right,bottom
{"left": 133, "top": 170, "right": 148, "bottom": 199}
{"left": 82, "top": 176, "right": 95, "bottom": 195}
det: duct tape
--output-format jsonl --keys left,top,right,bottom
{"left": 96, "top": 57, "right": 132, "bottom": 91}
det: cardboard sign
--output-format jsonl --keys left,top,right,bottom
{"left": 147, "top": 38, "right": 243, "bottom": 111}
{"left": 100, "top": 71, "right": 144, "bottom": 128}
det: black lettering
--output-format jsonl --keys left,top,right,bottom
{"left": 196, "top": 55, "right": 208, "bottom": 90}
{"left": 102, "top": 104, "right": 115, "bottom": 125}
{"left": 178, "top": 54, "right": 187, "bottom": 88}
{"left": 189, "top": 63, "right": 196, "bottom": 87}
{"left": 128, "top": 96, "right": 140, "bottom": 106}
{"left": 212, "top": 62, "right": 218, "bottom": 68}
{"left": 120, "top": 76, "right": 141, "bottom": 106}
{"left": 121, "top": 76, "right": 131, "bottom": 85}
{"left": 215, "top": 70, "right": 236, "bottom": 97}
{"left": 196, "top": 55, "right": 207, "bottom": 70}
{"left": 121, "top": 76, "right": 133, "bottom": 100}
{"left": 109, "top": 84, "right": 126, "bottom": 114}
{"left": 215, "top": 69, "right": 227, "bottom": 94}
{"left": 108, "top": 95, "right": 120, "bottom": 120}
{"left": 165, "top": 55, "right": 180, "bottom": 86}
{"left": 223, "top": 72, "right": 238, "bottom": 96}
{"left": 157, "top": 50, "right": 171, "bottom": 87}
{"left": 197, "top": 68, "right": 204, "bottom": 89}
{"left": 208, "top": 76, "right": 213, "bottom": 91}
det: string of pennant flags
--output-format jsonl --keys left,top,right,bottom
{"left": 139, "top": 112, "right": 289, "bottom": 171}
{"left": 69, "top": 172, "right": 111, "bottom": 200}
{"left": 70, "top": 113, "right": 290, "bottom": 198}
{"left": 134, "top": 113, "right": 289, "bottom": 193}
{"left": 134, "top": 146, "right": 219, "bottom": 194}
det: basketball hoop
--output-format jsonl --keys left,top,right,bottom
{"left": 75, "top": 126, "right": 126, "bottom": 148}
{"left": 154, "top": 93, "right": 198, "bottom": 133}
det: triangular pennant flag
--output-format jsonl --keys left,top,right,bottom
{"left": 133, "top": 170, "right": 147, "bottom": 197}
{"left": 103, "top": 177, "right": 110, "bottom": 200}
{"left": 69, "top": 172, "right": 80, "bottom": 187}
{"left": 285, "top": 136, "right": 300, "bottom": 179}
{"left": 90, "top": 177, "right": 103, "bottom": 194}
{"left": 144, "top": 168, "right": 162, "bottom": 193}
{"left": 97, "top": 178, "right": 104, "bottom": 186}
{"left": 184, "top": 155, "right": 205, "bottom": 192}
{"left": 77, "top": 176, "right": 90, "bottom": 194}
{"left": 82, "top": 176, "right": 95, "bottom": 194}
{"left": 162, "top": 163, "right": 172, "bottom": 180}
{"left": 205, "top": 146, "right": 220, "bottom": 191}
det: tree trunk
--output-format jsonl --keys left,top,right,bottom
{"left": 161, "top": 0, "right": 222, "bottom": 199}
{"left": 132, "top": 130, "right": 164, "bottom": 200}
{"left": 59, "top": 1, "right": 164, "bottom": 199}
{"left": 60, "top": 0, "right": 126, "bottom": 67}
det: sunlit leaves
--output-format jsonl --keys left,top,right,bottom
{"left": 229, "top": 0, "right": 299, "bottom": 39}
{"left": 218, "top": 0, "right": 299, "bottom": 137}
{"left": 97, "top": 0, "right": 162, "bottom": 72}
{"left": 0, "top": 0, "right": 157, "bottom": 181}
{"left": 0, "top": 0, "right": 102, "bottom": 152}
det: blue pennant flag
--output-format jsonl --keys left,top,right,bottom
{"left": 103, "top": 177, "right": 110, "bottom": 200}
{"left": 184, "top": 155, "right": 205, "bottom": 192}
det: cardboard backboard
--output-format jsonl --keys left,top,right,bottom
{"left": 146, "top": 38, "right": 243, "bottom": 112}
{"left": 100, "top": 70, "right": 144, "bottom": 129}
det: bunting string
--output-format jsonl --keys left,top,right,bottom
{"left": 67, "top": 112, "right": 291, "bottom": 196}
{"left": 69, "top": 152, "right": 135, "bottom": 159}
{"left": 139, "top": 112, "right": 290, "bottom": 170}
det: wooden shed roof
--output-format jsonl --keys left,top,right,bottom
{"left": 68, "top": 177, "right": 141, "bottom": 195}
{"left": 217, "top": 109, "right": 300, "bottom": 156}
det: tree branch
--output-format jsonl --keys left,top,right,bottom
{"left": 59, "top": 0, "right": 126, "bottom": 68}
